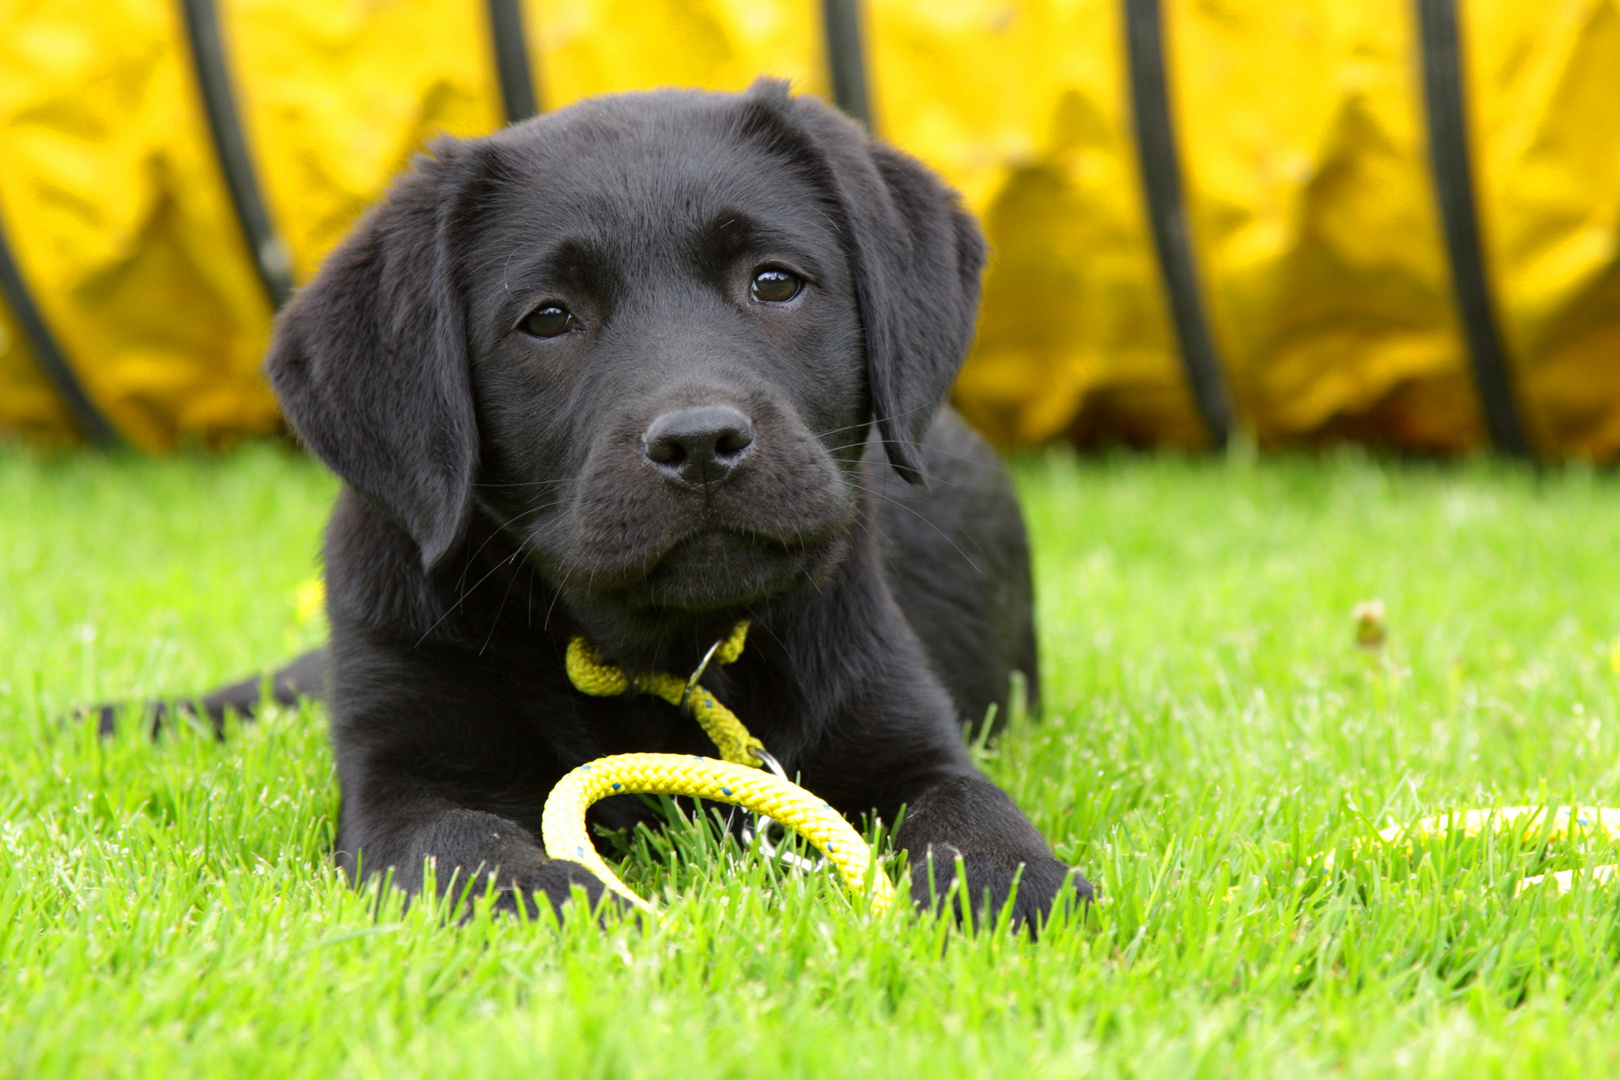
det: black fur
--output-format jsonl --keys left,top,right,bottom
{"left": 161, "top": 82, "right": 1091, "bottom": 928}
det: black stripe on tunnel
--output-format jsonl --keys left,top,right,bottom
{"left": 0, "top": 209, "right": 122, "bottom": 446}
{"left": 822, "top": 0, "right": 873, "bottom": 130}
{"left": 1124, "top": 0, "right": 1236, "bottom": 450}
{"left": 488, "top": 0, "right": 541, "bottom": 123}
{"left": 178, "top": 0, "right": 295, "bottom": 310}
{"left": 1416, "top": 0, "right": 1533, "bottom": 458}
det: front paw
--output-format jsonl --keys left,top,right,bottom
{"left": 468, "top": 859, "right": 627, "bottom": 923}
{"left": 910, "top": 849, "right": 1092, "bottom": 934}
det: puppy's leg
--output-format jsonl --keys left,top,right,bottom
{"left": 336, "top": 789, "right": 613, "bottom": 921}
{"left": 91, "top": 649, "right": 327, "bottom": 736}
{"left": 794, "top": 602, "right": 1085, "bottom": 932}
{"left": 197, "top": 648, "right": 327, "bottom": 724}
{"left": 893, "top": 772, "right": 1092, "bottom": 934}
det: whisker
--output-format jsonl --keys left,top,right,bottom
{"left": 454, "top": 497, "right": 569, "bottom": 597}
{"left": 809, "top": 418, "right": 876, "bottom": 440}
{"left": 907, "top": 439, "right": 1011, "bottom": 476}
{"left": 421, "top": 498, "right": 571, "bottom": 646}
{"left": 807, "top": 401, "right": 950, "bottom": 443}
{"left": 846, "top": 479, "right": 985, "bottom": 574}
{"left": 480, "top": 556, "right": 523, "bottom": 655}
{"left": 543, "top": 577, "right": 567, "bottom": 631}
{"left": 418, "top": 548, "right": 522, "bottom": 648}
{"left": 473, "top": 477, "right": 576, "bottom": 489}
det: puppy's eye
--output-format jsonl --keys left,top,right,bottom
{"left": 520, "top": 305, "right": 578, "bottom": 338}
{"left": 750, "top": 269, "right": 801, "bottom": 303}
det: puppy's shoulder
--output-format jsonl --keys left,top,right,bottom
{"left": 322, "top": 487, "right": 445, "bottom": 638}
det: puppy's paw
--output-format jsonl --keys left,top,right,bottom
{"left": 462, "top": 859, "right": 629, "bottom": 924}
{"left": 909, "top": 850, "right": 1092, "bottom": 936}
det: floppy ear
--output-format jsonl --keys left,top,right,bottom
{"left": 265, "top": 144, "right": 479, "bottom": 569}
{"left": 746, "top": 82, "right": 987, "bottom": 484}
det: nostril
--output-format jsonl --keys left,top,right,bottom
{"left": 715, "top": 427, "right": 753, "bottom": 458}
{"left": 641, "top": 406, "right": 756, "bottom": 485}
{"left": 645, "top": 439, "right": 686, "bottom": 466}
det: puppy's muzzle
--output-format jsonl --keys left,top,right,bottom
{"left": 641, "top": 406, "right": 756, "bottom": 490}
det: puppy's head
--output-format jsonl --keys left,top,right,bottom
{"left": 268, "top": 82, "right": 984, "bottom": 633}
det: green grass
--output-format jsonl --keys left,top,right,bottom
{"left": 3, "top": 443, "right": 1619, "bottom": 1078}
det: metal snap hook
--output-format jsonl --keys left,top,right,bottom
{"left": 678, "top": 634, "right": 727, "bottom": 715}
{"left": 754, "top": 747, "right": 789, "bottom": 781}
{"left": 740, "top": 748, "right": 821, "bottom": 872}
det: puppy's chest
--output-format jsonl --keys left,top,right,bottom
{"left": 553, "top": 692, "right": 719, "bottom": 764}
{"left": 494, "top": 659, "right": 795, "bottom": 766}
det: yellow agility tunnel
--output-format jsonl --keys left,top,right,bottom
{"left": 1, "top": 0, "right": 1616, "bottom": 460}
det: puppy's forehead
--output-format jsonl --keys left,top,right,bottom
{"left": 475, "top": 97, "right": 834, "bottom": 254}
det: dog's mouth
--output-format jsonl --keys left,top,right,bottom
{"left": 552, "top": 523, "right": 852, "bottom": 612}
{"left": 502, "top": 411, "right": 864, "bottom": 614}
{"left": 644, "top": 527, "right": 849, "bottom": 607}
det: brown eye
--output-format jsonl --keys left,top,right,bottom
{"left": 750, "top": 269, "right": 801, "bottom": 303}
{"left": 520, "top": 305, "right": 578, "bottom": 337}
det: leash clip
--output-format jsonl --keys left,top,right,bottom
{"left": 678, "top": 634, "right": 728, "bottom": 715}
{"left": 675, "top": 631, "right": 819, "bottom": 871}
{"left": 739, "top": 747, "right": 822, "bottom": 873}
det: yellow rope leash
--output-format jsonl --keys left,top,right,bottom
{"left": 1372, "top": 806, "right": 1620, "bottom": 847}
{"left": 1330, "top": 806, "right": 1620, "bottom": 895}
{"left": 541, "top": 753, "right": 893, "bottom": 914}
{"left": 545, "top": 620, "right": 894, "bottom": 916}
{"left": 564, "top": 622, "right": 763, "bottom": 767}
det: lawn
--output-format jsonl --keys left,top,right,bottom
{"left": 2, "top": 442, "right": 1618, "bottom": 1078}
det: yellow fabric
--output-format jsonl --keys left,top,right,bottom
{"left": 2, "top": 0, "right": 1618, "bottom": 461}
{"left": 565, "top": 621, "right": 763, "bottom": 767}
{"left": 527, "top": 0, "right": 829, "bottom": 109}
{"left": 1166, "top": 0, "right": 1483, "bottom": 453}
{"left": 221, "top": 0, "right": 503, "bottom": 285}
{"left": 888, "top": 0, "right": 1620, "bottom": 458}
{"left": 873, "top": 0, "right": 1205, "bottom": 449}
{"left": 0, "top": 0, "right": 277, "bottom": 449}
{"left": 1463, "top": 0, "right": 1620, "bottom": 461}
{"left": 541, "top": 752, "right": 895, "bottom": 915}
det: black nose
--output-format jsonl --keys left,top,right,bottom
{"left": 641, "top": 406, "right": 756, "bottom": 488}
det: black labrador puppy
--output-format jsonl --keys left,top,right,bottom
{"left": 208, "top": 81, "right": 1090, "bottom": 927}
